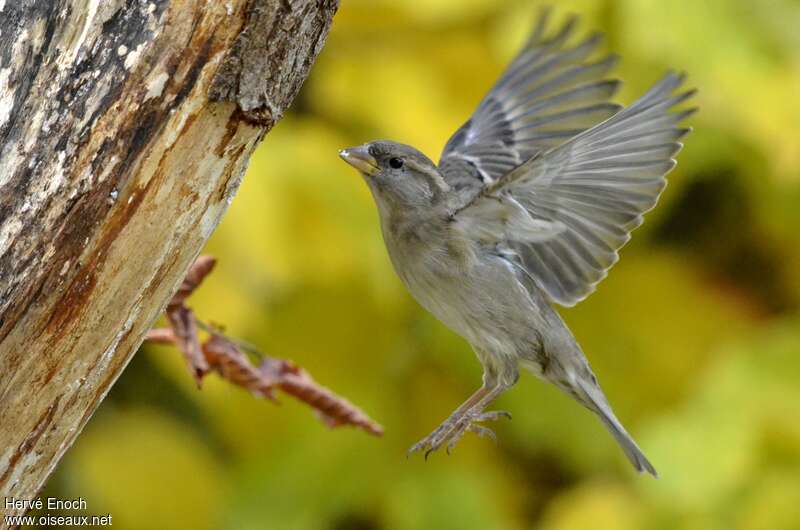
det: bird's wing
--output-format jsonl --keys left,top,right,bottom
{"left": 439, "top": 9, "right": 622, "bottom": 191}
{"left": 451, "top": 72, "right": 696, "bottom": 307}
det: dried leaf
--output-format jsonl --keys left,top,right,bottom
{"left": 143, "top": 255, "right": 384, "bottom": 437}
{"left": 168, "top": 255, "right": 216, "bottom": 308}
{"left": 201, "top": 335, "right": 383, "bottom": 435}
{"left": 144, "top": 327, "right": 176, "bottom": 344}
{"left": 166, "top": 306, "right": 209, "bottom": 386}
{"left": 202, "top": 334, "right": 278, "bottom": 401}
{"left": 264, "top": 359, "right": 384, "bottom": 436}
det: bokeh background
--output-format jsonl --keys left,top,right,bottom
{"left": 39, "top": 0, "right": 800, "bottom": 528}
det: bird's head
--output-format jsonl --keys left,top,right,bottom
{"left": 339, "top": 141, "right": 449, "bottom": 217}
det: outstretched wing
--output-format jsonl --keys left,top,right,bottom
{"left": 439, "top": 9, "right": 622, "bottom": 192}
{"left": 452, "top": 72, "right": 696, "bottom": 306}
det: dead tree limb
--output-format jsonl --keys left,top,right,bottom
{"left": 0, "top": 0, "right": 338, "bottom": 517}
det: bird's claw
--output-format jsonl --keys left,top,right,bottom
{"left": 407, "top": 420, "right": 453, "bottom": 458}
{"left": 473, "top": 410, "right": 512, "bottom": 422}
{"left": 467, "top": 423, "right": 498, "bottom": 442}
{"left": 407, "top": 409, "right": 511, "bottom": 459}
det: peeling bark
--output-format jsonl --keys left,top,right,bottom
{"left": 0, "top": 0, "right": 338, "bottom": 518}
{"left": 209, "top": 0, "right": 335, "bottom": 124}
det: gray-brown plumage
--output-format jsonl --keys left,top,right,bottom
{"left": 339, "top": 10, "right": 696, "bottom": 476}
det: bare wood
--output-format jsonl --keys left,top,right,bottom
{"left": 0, "top": 0, "right": 338, "bottom": 516}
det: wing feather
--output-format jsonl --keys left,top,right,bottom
{"left": 452, "top": 72, "right": 696, "bottom": 306}
{"left": 439, "top": 10, "right": 621, "bottom": 191}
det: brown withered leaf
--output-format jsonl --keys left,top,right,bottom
{"left": 166, "top": 305, "right": 208, "bottom": 386}
{"left": 201, "top": 334, "right": 278, "bottom": 401}
{"left": 168, "top": 255, "right": 216, "bottom": 308}
{"left": 263, "top": 359, "right": 384, "bottom": 436}
{"left": 144, "top": 255, "right": 383, "bottom": 436}
{"left": 144, "top": 327, "right": 176, "bottom": 344}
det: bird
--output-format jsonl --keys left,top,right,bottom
{"left": 339, "top": 9, "right": 695, "bottom": 476}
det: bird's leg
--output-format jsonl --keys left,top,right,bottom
{"left": 407, "top": 382, "right": 511, "bottom": 458}
{"left": 443, "top": 384, "right": 511, "bottom": 454}
{"left": 407, "top": 385, "right": 490, "bottom": 457}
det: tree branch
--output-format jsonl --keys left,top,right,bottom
{"left": 0, "top": 0, "right": 339, "bottom": 518}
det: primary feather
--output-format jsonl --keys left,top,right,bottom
{"left": 439, "top": 8, "right": 622, "bottom": 192}
{"left": 445, "top": 14, "right": 696, "bottom": 307}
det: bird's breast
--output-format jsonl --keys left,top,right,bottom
{"left": 383, "top": 219, "right": 541, "bottom": 355}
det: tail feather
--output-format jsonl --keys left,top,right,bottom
{"left": 575, "top": 377, "right": 658, "bottom": 477}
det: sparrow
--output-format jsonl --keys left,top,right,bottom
{"left": 339, "top": 9, "right": 695, "bottom": 476}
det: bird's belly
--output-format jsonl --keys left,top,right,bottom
{"left": 397, "top": 254, "right": 542, "bottom": 357}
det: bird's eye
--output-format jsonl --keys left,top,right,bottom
{"left": 389, "top": 157, "right": 404, "bottom": 169}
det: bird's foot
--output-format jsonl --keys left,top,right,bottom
{"left": 407, "top": 409, "right": 512, "bottom": 459}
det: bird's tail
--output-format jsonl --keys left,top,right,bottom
{"left": 574, "top": 376, "right": 658, "bottom": 477}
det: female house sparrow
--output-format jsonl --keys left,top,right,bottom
{"left": 340, "top": 11, "right": 695, "bottom": 476}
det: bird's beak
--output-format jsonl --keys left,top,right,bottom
{"left": 339, "top": 146, "right": 379, "bottom": 176}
